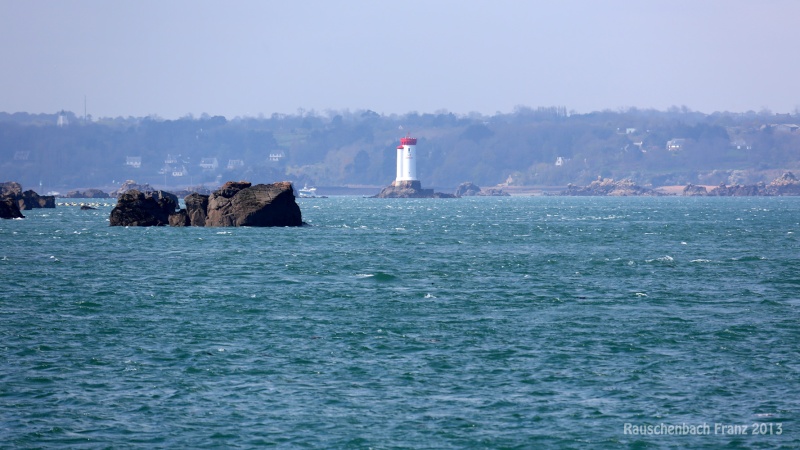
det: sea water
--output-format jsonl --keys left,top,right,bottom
{"left": 1, "top": 196, "right": 798, "bottom": 448}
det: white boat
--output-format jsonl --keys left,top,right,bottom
{"left": 299, "top": 185, "right": 317, "bottom": 197}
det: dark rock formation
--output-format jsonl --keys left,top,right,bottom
{"left": 19, "top": 190, "right": 56, "bottom": 209}
{"left": 682, "top": 184, "right": 708, "bottom": 196}
{"left": 184, "top": 193, "right": 209, "bottom": 226}
{"left": 455, "top": 182, "right": 482, "bottom": 197}
{"left": 707, "top": 182, "right": 764, "bottom": 196}
{"left": 111, "top": 180, "right": 155, "bottom": 198}
{"left": 374, "top": 180, "right": 456, "bottom": 198}
{"left": 480, "top": 187, "right": 510, "bottom": 196}
{"left": 205, "top": 181, "right": 303, "bottom": 227}
{"left": 1, "top": 196, "right": 24, "bottom": 219}
{"left": 109, "top": 189, "right": 181, "bottom": 226}
{"left": 560, "top": 178, "right": 665, "bottom": 196}
{"left": 1, "top": 182, "right": 56, "bottom": 210}
{"left": 80, "top": 205, "right": 97, "bottom": 210}
{"left": 1, "top": 182, "right": 23, "bottom": 198}
{"left": 454, "top": 182, "right": 511, "bottom": 197}
{"left": 109, "top": 181, "right": 303, "bottom": 227}
{"left": 64, "top": 189, "right": 110, "bottom": 199}
{"left": 168, "top": 209, "right": 189, "bottom": 227}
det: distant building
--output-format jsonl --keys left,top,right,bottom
{"left": 14, "top": 151, "right": 30, "bottom": 161}
{"left": 165, "top": 154, "right": 178, "bottom": 164}
{"left": 730, "top": 138, "right": 752, "bottom": 150}
{"left": 269, "top": 152, "right": 285, "bottom": 162}
{"left": 126, "top": 156, "right": 142, "bottom": 168}
{"left": 555, "top": 156, "right": 564, "bottom": 166}
{"left": 172, "top": 166, "right": 187, "bottom": 177}
{"left": 200, "top": 157, "right": 218, "bottom": 171}
{"left": 773, "top": 124, "right": 799, "bottom": 133}
{"left": 666, "top": 139, "right": 686, "bottom": 152}
{"left": 227, "top": 159, "right": 245, "bottom": 170}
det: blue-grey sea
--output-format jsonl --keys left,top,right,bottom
{"left": 2, "top": 196, "right": 799, "bottom": 448}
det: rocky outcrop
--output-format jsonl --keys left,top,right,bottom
{"left": 205, "top": 181, "right": 302, "bottom": 227}
{"left": 111, "top": 180, "right": 155, "bottom": 198}
{"left": 454, "top": 182, "right": 511, "bottom": 197}
{"left": 560, "top": 178, "right": 665, "bottom": 196}
{"left": 184, "top": 193, "right": 209, "bottom": 226}
{"left": 168, "top": 209, "right": 189, "bottom": 227}
{"left": 455, "top": 182, "right": 482, "bottom": 197}
{"left": 109, "top": 181, "right": 303, "bottom": 227}
{"left": 765, "top": 172, "right": 800, "bottom": 195}
{"left": 707, "top": 182, "right": 764, "bottom": 196}
{"left": 19, "top": 190, "right": 56, "bottom": 209}
{"left": 682, "top": 184, "right": 708, "bottom": 196}
{"left": 1, "top": 182, "right": 56, "bottom": 210}
{"left": 685, "top": 173, "right": 800, "bottom": 196}
{"left": 1, "top": 182, "right": 23, "bottom": 198}
{"left": 1, "top": 196, "right": 25, "bottom": 219}
{"left": 374, "top": 180, "right": 456, "bottom": 198}
{"left": 64, "top": 189, "right": 110, "bottom": 199}
{"left": 479, "top": 187, "right": 510, "bottom": 196}
{"left": 109, "top": 190, "right": 181, "bottom": 226}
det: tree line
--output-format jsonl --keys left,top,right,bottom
{"left": 0, "top": 107, "right": 797, "bottom": 191}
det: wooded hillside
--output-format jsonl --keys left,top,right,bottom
{"left": 1, "top": 107, "right": 798, "bottom": 191}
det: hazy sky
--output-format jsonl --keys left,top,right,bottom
{"left": 2, "top": 0, "right": 798, "bottom": 119}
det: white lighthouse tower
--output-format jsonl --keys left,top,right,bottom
{"left": 376, "top": 134, "right": 446, "bottom": 197}
{"left": 395, "top": 135, "right": 418, "bottom": 183}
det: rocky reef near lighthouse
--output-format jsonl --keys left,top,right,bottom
{"left": 373, "top": 180, "right": 455, "bottom": 198}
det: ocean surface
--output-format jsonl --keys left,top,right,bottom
{"left": 1, "top": 196, "right": 798, "bottom": 448}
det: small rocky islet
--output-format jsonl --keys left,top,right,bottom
{"left": 0, "top": 181, "right": 56, "bottom": 219}
{"left": 109, "top": 181, "right": 303, "bottom": 227}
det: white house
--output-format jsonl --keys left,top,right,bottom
{"left": 666, "top": 139, "right": 686, "bottom": 152}
{"left": 227, "top": 159, "right": 245, "bottom": 170}
{"left": 200, "top": 157, "right": 218, "bottom": 170}
{"left": 126, "top": 156, "right": 142, "bottom": 168}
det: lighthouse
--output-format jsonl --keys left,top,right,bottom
{"left": 395, "top": 136, "right": 418, "bottom": 183}
{"left": 375, "top": 134, "right": 452, "bottom": 197}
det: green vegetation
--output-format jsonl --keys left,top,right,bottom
{"left": 1, "top": 107, "right": 798, "bottom": 191}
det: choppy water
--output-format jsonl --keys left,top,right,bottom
{"left": 2, "top": 196, "right": 799, "bottom": 448}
